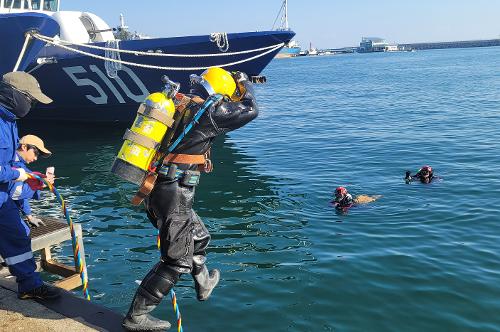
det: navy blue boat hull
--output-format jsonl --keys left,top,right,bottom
{"left": 26, "top": 30, "right": 294, "bottom": 122}
{"left": 0, "top": 13, "right": 59, "bottom": 75}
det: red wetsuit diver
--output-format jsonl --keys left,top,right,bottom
{"left": 331, "top": 186, "right": 381, "bottom": 213}
{"left": 332, "top": 186, "right": 354, "bottom": 211}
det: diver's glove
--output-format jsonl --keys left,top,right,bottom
{"left": 405, "top": 170, "right": 412, "bottom": 183}
{"left": 26, "top": 215, "right": 45, "bottom": 228}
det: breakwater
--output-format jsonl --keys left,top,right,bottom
{"left": 400, "top": 38, "right": 500, "bottom": 50}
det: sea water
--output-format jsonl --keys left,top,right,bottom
{"left": 25, "top": 46, "right": 500, "bottom": 331}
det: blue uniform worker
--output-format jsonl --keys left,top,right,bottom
{"left": 10, "top": 153, "right": 42, "bottom": 218}
{"left": 0, "top": 71, "right": 59, "bottom": 300}
{"left": 9, "top": 134, "right": 53, "bottom": 227}
{"left": 0, "top": 103, "right": 42, "bottom": 293}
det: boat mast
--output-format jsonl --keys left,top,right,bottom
{"left": 284, "top": 0, "right": 289, "bottom": 30}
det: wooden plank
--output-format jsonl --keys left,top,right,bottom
{"left": 53, "top": 274, "right": 82, "bottom": 290}
{"left": 42, "top": 259, "right": 77, "bottom": 278}
{"left": 40, "top": 246, "right": 52, "bottom": 261}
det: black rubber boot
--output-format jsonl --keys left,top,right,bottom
{"left": 191, "top": 255, "right": 220, "bottom": 301}
{"left": 18, "top": 283, "right": 61, "bottom": 300}
{"left": 122, "top": 262, "right": 179, "bottom": 331}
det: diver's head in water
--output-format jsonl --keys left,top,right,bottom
{"left": 334, "top": 186, "right": 348, "bottom": 202}
{"left": 419, "top": 165, "right": 433, "bottom": 183}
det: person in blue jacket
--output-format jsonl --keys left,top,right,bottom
{"left": 10, "top": 134, "right": 54, "bottom": 228}
{"left": 0, "top": 71, "right": 60, "bottom": 300}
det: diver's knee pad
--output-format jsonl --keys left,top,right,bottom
{"left": 138, "top": 261, "right": 180, "bottom": 302}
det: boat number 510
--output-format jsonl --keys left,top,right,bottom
{"left": 62, "top": 65, "right": 150, "bottom": 105}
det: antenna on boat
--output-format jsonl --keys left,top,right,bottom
{"left": 284, "top": 0, "right": 289, "bottom": 30}
{"left": 272, "top": 0, "right": 290, "bottom": 31}
{"left": 119, "top": 14, "right": 128, "bottom": 31}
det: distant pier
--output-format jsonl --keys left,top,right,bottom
{"left": 400, "top": 38, "right": 500, "bottom": 50}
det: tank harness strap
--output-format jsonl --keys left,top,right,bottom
{"left": 123, "top": 129, "right": 160, "bottom": 150}
{"left": 137, "top": 104, "right": 175, "bottom": 127}
{"left": 131, "top": 173, "right": 158, "bottom": 206}
{"left": 162, "top": 151, "right": 213, "bottom": 173}
{"left": 163, "top": 153, "right": 206, "bottom": 165}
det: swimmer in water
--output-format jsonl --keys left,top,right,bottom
{"left": 405, "top": 165, "right": 437, "bottom": 184}
{"left": 332, "top": 186, "right": 381, "bottom": 212}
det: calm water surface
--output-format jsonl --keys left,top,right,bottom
{"left": 23, "top": 47, "right": 500, "bottom": 331}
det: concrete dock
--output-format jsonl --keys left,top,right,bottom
{"left": 0, "top": 282, "right": 93, "bottom": 331}
{"left": 0, "top": 268, "right": 124, "bottom": 331}
{"left": 0, "top": 216, "right": 125, "bottom": 332}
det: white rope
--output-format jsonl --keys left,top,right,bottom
{"left": 105, "top": 40, "right": 122, "bottom": 78}
{"left": 13, "top": 33, "right": 32, "bottom": 72}
{"left": 31, "top": 32, "right": 284, "bottom": 71}
{"left": 209, "top": 32, "right": 229, "bottom": 52}
{"left": 31, "top": 32, "right": 281, "bottom": 58}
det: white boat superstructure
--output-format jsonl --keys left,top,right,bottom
{"left": 0, "top": 0, "right": 115, "bottom": 44}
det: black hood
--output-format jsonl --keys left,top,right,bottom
{"left": 0, "top": 81, "right": 32, "bottom": 118}
{"left": 189, "top": 82, "right": 210, "bottom": 99}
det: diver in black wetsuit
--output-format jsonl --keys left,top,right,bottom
{"left": 405, "top": 165, "right": 435, "bottom": 184}
{"left": 122, "top": 67, "right": 259, "bottom": 332}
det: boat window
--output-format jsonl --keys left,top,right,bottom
{"left": 43, "top": 0, "right": 57, "bottom": 11}
{"left": 5, "top": 0, "right": 22, "bottom": 8}
{"left": 31, "top": 0, "right": 40, "bottom": 9}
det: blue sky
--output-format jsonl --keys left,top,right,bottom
{"left": 62, "top": 0, "right": 500, "bottom": 48}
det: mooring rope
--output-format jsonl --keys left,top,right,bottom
{"left": 31, "top": 32, "right": 281, "bottom": 57}
{"left": 30, "top": 32, "right": 283, "bottom": 71}
{"left": 13, "top": 33, "right": 32, "bottom": 72}
{"left": 27, "top": 173, "right": 90, "bottom": 301}
{"left": 104, "top": 39, "right": 122, "bottom": 78}
{"left": 209, "top": 32, "right": 229, "bottom": 52}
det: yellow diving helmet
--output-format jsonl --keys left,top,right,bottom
{"left": 198, "top": 67, "right": 236, "bottom": 98}
{"left": 112, "top": 91, "right": 177, "bottom": 185}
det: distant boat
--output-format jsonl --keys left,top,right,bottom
{"left": 1, "top": 0, "right": 294, "bottom": 122}
{"left": 274, "top": 0, "right": 301, "bottom": 58}
{"left": 307, "top": 42, "right": 318, "bottom": 56}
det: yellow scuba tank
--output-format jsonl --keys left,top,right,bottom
{"left": 111, "top": 77, "right": 180, "bottom": 186}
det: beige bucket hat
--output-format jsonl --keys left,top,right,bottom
{"left": 2, "top": 71, "right": 52, "bottom": 104}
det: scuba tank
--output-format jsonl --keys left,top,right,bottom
{"left": 111, "top": 76, "right": 181, "bottom": 186}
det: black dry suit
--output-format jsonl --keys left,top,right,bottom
{"left": 147, "top": 79, "right": 258, "bottom": 273}
{"left": 123, "top": 77, "right": 258, "bottom": 331}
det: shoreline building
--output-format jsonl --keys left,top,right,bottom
{"left": 358, "top": 37, "right": 398, "bottom": 53}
